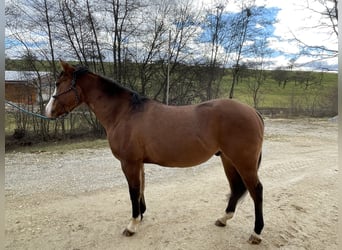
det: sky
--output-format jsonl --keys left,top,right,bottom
{"left": 199, "top": 0, "right": 338, "bottom": 71}
{"left": 5, "top": 0, "right": 338, "bottom": 72}
{"left": 268, "top": 0, "right": 337, "bottom": 70}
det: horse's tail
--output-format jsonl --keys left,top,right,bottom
{"left": 257, "top": 151, "right": 262, "bottom": 170}
{"left": 256, "top": 110, "right": 264, "bottom": 127}
{"left": 255, "top": 110, "right": 264, "bottom": 171}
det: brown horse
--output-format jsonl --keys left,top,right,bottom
{"left": 46, "top": 61, "right": 265, "bottom": 244}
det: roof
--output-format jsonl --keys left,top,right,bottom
{"left": 5, "top": 71, "right": 51, "bottom": 82}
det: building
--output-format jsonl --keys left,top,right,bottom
{"left": 5, "top": 71, "right": 52, "bottom": 105}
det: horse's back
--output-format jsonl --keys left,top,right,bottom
{"left": 195, "top": 98, "right": 263, "bottom": 135}
{"left": 143, "top": 98, "right": 263, "bottom": 140}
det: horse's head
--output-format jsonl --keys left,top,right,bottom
{"left": 45, "top": 61, "right": 87, "bottom": 118}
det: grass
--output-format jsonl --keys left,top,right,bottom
{"left": 5, "top": 114, "right": 16, "bottom": 136}
{"left": 6, "top": 137, "right": 109, "bottom": 153}
{"left": 220, "top": 70, "right": 337, "bottom": 109}
{"left": 5, "top": 113, "right": 108, "bottom": 153}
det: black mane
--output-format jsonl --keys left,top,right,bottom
{"left": 72, "top": 65, "right": 148, "bottom": 110}
{"left": 99, "top": 75, "right": 149, "bottom": 111}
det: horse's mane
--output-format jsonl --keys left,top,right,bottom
{"left": 97, "top": 72, "right": 149, "bottom": 111}
{"left": 72, "top": 65, "right": 148, "bottom": 111}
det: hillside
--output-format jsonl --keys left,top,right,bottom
{"left": 221, "top": 69, "right": 337, "bottom": 116}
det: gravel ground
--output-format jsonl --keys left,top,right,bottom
{"left": 5, "top": 147, "right": 216, "bottom": 197}
{"left": 5, "top": 118, "right": 338, "bottom": 250}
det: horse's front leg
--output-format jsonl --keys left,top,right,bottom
{"left": 121, "top": 161, "right": 146, "bottom": 236}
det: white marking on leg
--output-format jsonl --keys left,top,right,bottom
{"left": 126, "top": 217, "right": 141, "bottom": 233}
{"left": 217, "top": 212, "right": 234, "bottom": 226}
{"left": 45, "top": 89, "right": 56, "bottom": 117}
{"left": 248, "top": 231, "right": 262, "bottom": 244}
{"left": 251, "top": 231, "right": 261, "bottom": 238}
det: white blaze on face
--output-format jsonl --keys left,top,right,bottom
{"left": 45, "top": 88, "right": 57, "bottom": 117}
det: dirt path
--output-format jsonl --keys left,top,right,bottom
{"left": 5, "top": 118, "right": 338, "bottom": 249}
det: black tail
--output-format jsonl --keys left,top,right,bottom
{"left": 257, "top": 152, "right": 262, "bottom": 170}
{"left": 256, "top": 110, "right": 264, "bottom": 170}
{"left": 256, "top": 110, "right": 264, "bottom": 125}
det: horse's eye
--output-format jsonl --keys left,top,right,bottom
{"left": 55, "top": 81, "right": 60, "bottom": 87}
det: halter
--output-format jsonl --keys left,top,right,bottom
{"left": 52, "top": 67, "right": 89, "bottom": 107}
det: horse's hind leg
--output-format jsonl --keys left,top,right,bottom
{"left": 216, "top": 155, "right": 264, "bottom": 244}
{"left": 237, "top": 158, "right": 264, "bottom": 244}
{"left": 242, "top": 173, "right": 263, "bottom": 244}
{"left": 215, "top": 156, "right": 247, "bottom": 227}
{"left": 140, "top": 165, "right": 146, "bottom": 218}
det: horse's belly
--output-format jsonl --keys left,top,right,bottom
{"left": 145, "top": 143, "right": 216, "bottom": 167}
{"left": 149, "top": 155, "right": 213, "bottom": 168}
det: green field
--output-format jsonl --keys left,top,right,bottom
{"left": 220, "top": 70, "right": 337, "bottom": 115}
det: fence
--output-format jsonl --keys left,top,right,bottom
{"left": 257, "top": 107, "right": 337, "bottom": 118}
{"left": 5, "top": 103, "right": 105, "bottom": 142}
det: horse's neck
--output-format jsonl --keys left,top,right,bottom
{"left": 82, "top": 81, "right": 131, "bottom": 131}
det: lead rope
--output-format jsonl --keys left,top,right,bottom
{"left": 5, "top": 100, "right": 58, "bottom": 120}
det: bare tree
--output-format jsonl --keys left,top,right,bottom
{"left": 6, "top": 0, "right": 59, "bottom": 77}
{"left": 57, "top": 0, "right": 108, "bottom": 69}
{"left": 103, "top": 0, "right": 142, "bottom": 82}
{"left": 291, "top": 0, "right": 338, "bottom": 69}
{"left": 244, "top": 35, "right": 271, "bottom": 108}
{"left": 58, "top": 0, "right": 88, "bottom": 64}
{"left": 131, "top": 1, "right": 169, "bottom": 97}
{"left": 126, "top": 0, "right": 203, "bottom": 104}
{"left": 202, "top": 3, "right": 227, "bottom": 100}
{"left": 85, "top": 0, "right": 106, "bottom": 74}
{"left": 159, "top": 0, "right": 204, "bottom": 103}
{"left": 228, "top": 7, "right": 252, "bottom": 99}
{"left": 6, "top": 0, "right": 62, "bottom": 138}
{"left": 305, "top": 0, "right": 338, "bottom": 38}
{"left": 201, "top": 1, "right": 264, "bottom": 100}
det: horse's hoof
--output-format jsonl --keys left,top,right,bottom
{"left": 122, "top": 228, "right": 135, "bottom": 237}
{"left": 215, "top": 219, "right": 226, "bottom": 227}
{"left": 248, "top": 233, "right": 262, "bottom": 244}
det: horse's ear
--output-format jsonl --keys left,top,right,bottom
{"left": 59, "top": 60, "right": 74, "bottom": 73}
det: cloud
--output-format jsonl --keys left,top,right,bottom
{"left": 6, "top": 0, "right": 337, "bottom": 71}
{"left": 197, "top": 0, "right": 337, "bottom": 70}
{"left": 264, "top": 0, "right": 337, "bottom": 52}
